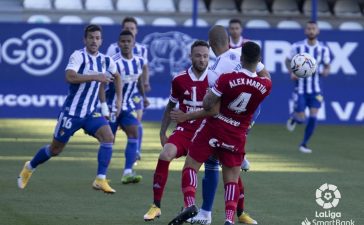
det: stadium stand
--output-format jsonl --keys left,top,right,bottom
{"left": 183, "top": 18, "right": 209, "bottom": 27}
{"left": 303, "top": 0, "right": 331, "bottom": 16}
{"left": 54, "top": 0, "right": 83, "bottom": 10}
{"left": 23, "top": 0, "right": 51, "bottom": 10}
{"left": 147, "top": 0, "right": 176, "bottom": 12}
{"left": 210, "top": 0, "right": 238, "bottom": 12}
{"left": 90, "top": 16, "right": 114, "bottom": 25}
{"left": 245, "top": 19, "right": 271, "bottom": 28}
{"left": 59, "top": 15, "right": 83, "bottom": 24}
{"left": 178, "top": 0, "right": 207, "bottom": 13}
{"left": 152, "top": 17, "right": 177, "bottom": 26}
{"left": 116, "top": 0, "right": 145, "bottom": 12}
{"left": 272, "top": 0, "right": 300, "bottom": 15}
{"left": 277, "top": 20, "right": 302, "bottom": 29}
{"left": 317, "top": 20, "right": 333, "bottom": 30}
{"left": 27, "top": 14, "right": 52, "bottom": 23}
{"left": 334, "top": 0, "right": 362, "bottom": 17}
{"left": 85, "top": 0, "right": 114, "bottom": 11}
{"left": 214, "top": 18, "right": 230, "bottom": 27}
{"left": 241, "top": 0, "right": 270, "bottom": 15}
{"left": 0, "top": 0, "right": 362, "bottom": 28}
{"left": 339, "top": 21, "right": 364, "bottom": 30}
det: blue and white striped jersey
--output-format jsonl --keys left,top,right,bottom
{"left": 106, "top": 42, "right": 148, "bottom": 65}
{"left": 288, "top": 39, "right": 331, "bottom": 94}
{"left": 106, "top": 53, "right": 145, "bottom": 111}
{"left": 62, "top": 48, "right": 117, "bottom": 118}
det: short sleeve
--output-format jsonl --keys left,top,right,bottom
{"left": 169, "top": 77, "right": 179, "bottom": 103}
{"left": 207, "top": 69, "right": 219, "bottom": 87}
{"left": 106, "top": 43, "right": 118, "bottom": 57}
{"left": 107, "top": 56, "right": 117, "bottom": 74}
{"left": 256, "top": 62, "right": 264, "bottom": 73}
{"left": 322, "top": 46, "right": 331, "bottom": 65}
{"left": 65, "top": 51, "right": 83, "bottom": 72}
{"left": 211, "top": 75, "right": 226, "bottom": 97}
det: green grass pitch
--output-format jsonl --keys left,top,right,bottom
{"left": 0, "top": 119, "right": 363, "bottom": 225}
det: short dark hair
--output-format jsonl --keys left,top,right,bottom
{"left": 241, "top": 41, "right": 261, "bottom": 64}
{"left": 191, "top": 40, "right": 209, "bottom": 53}
{"left": 119, "top": 30, "right": 134, "bottom": 38}
{"left": 84, "top": 24, "right": 102, "bottom": 38}
{"left": 307, "top": 20, "right": 317, "bottom": 25}
{"left": 122, "top": 17, "right": 138, "bottom": 27}
{"left": 229, "top": 18, "right": 242, "bottom": 27}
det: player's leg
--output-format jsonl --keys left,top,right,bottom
{"left": 190, "top": 156, "right": 218, "bottom": 225}
{"left": 17, "top": 112, "right": 78, "bottom": 189}
{"left": 120, "top": 111, "right": 142, "bottom": 184}
{"left": 133, "top": 93, "right": 144, "bottom": 161}
{"left": 222, "top": 165, "right": 241, "bottom": 225}
{"left": 299, "top": 94, "right": 322, "bottom": 153}
{"left": 287, "top": 93, "right": 306, "bottom": 131}
{"left": 144, "top": 142, "right": 178, "bottom": 221}
{"left": 236, "top": 177, "right": 257, "bottom": 224}
{"left": 84, "top": 114, "right": 116, "bottom": 193}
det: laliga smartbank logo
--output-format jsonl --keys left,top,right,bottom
{"left": 1, "top": 28, "right": 63, "bottom": 76}
{"left": 301, "top": 183, "right": 355, "bottom": 225}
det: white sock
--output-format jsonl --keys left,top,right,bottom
{"left": 199, "top": 209, "right": 211, "bottom": 218}
{"left": 123, "top": 169, "right": 132, "bottom": 175}
{"left": 97, "top": 174, "right": 106, "bottom": 179}
{"left": 26, "top": 162, "right": 34, "bottom": 170}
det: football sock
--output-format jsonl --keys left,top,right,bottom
{"left": 153, "top": 159, "right": 170, "bottom": 208}
{"left": 124, "top": 138, "right": 138, "bottom": 170}
{"left": 182, "top": 167, "right": 197, "bottom": 208}
{"left": 97, "top": 142, "right": 113, "bottom": 176}
{"left": 236, "top": 177, "right": 245, "bottom": 217}
{"left": 301, "top": 116, "right": 317, "bottom": 146}
{"left": 30, "top": 145, "right": 52, "bottom": 169}
{"left": 137, "top": 123, "right": 143, "bottom": 156}
{"left": 224, "top": 182, "right": 239, "bottom": 223}
{"left": 201, "top": 157, "right": 219, "bottom": 212}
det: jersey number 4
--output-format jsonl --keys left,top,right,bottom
{"left": 228, "top": 92, "right": 252, "bottom": 114}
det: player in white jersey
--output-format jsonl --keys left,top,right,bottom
{"left": 187, "top": 25, "right": 269, "bottom": 225}
{"left": 101, "top": 30, "right": 147, "bottom": 184}
{"left": 106, "top": 16, "right": 150, "bottom": 161}
{"left": 228, "top": 18, "right": 249, "bottom": 49}
{"left": 17, "top": 24, "right": 122, "bottom": 194}
{"left": 285, "top": 21, "right": 331, "bottom": 153}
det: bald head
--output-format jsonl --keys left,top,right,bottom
{"left": 208, "top": 25, "right": 229, "bottom": 50}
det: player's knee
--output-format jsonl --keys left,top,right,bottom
{"left": 159, "top": 147, "right": 177, "bottom": 161}
{"left": 49, "top": 145, "right": 63, "bottom": 156}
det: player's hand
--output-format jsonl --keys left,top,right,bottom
{"left": 160, "top": 133, "right": 168, "bottom": 147}
{"left": 144, "top": 83, "right": 151, "bottom": 92}
{"left": 143, "top": 97, "right": 150, "bottom": 108}
{"left": 170, "top": 109, "right": 188, "bottom": 123}
{"left": 96, "top": 73, "right": 114, "bottom": 83}
{"left": 290, "top": 73, "right": 299, "bottom": 80}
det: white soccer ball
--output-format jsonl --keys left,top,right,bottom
{"left": 290, "top": 53, "right": 317, "bottom": 78}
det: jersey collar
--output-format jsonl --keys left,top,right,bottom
{"left": 229, "top": 36, "right": 244, "bottom": 48}
{"left": 240, "top": 68, "right": 257, "bottom": 78}
{"left": 188, "top": 66, "right": 208, "bottom": 81}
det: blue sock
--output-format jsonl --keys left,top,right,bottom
{"left": 124, "top": 138, "right": 138, "bottom": 170}
{"left": 201, "top": 157, "right": 220, "bottom": 212}
{"left": 137, "top": 123, "right": 143, "bottom": 155}
{"left": 301, "top": 116, "right": 317, "bottom": 146}
{"left": 97, "top": 142, "right": 113, "bottom": 176}
{"left": 30, "top": 145, "right": 52, "bottom": 169}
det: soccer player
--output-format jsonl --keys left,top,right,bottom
{"left": 106, "top": 16, "right": 150, "bottom": 161}
{"left": 17, "top": 24, "right": 122, "bottom": 194}
{"left": 168, "top": 41, "right": 272, "bottom": 225}
{"left": 188, "top": 25, "right": 269, "bottom": 225}
{"left": 228, "top": 18, "right": 248, "bottom": 49}
{"left": 285, "top": 21, "right": 331, "bottom": 153}
{"left": 143, "top": 40, "right": 210, "bottom": 221}
{"left": 100, "top": 30, "right": 147, "bottom": 184}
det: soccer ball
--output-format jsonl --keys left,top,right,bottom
{"left": 290, "top": 53, "right": 317, "bottom": 78}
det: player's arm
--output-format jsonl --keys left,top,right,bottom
{"left": 65, "top": 70, "right": 113, "bottom": 84}
{"left": 160, "top": 100, "right": 177, "bottom": 146}
{"left": 142, "top": 64, "right": 151, "bottom": 92}
{"left": 170, "top": 90, "right": 220, "bottom": 123}
{"left": 257, "top": 67, "right": 271, "bottom": 79}
{"left": 112, "top": 71, "right": 123, "bottom": 117}
{"left": 137, "top": 76, "right": 150, "bottom": 108}
{"left": 321, "top": 46, "right": 331, "bottom": 77}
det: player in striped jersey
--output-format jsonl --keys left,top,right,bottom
{"left": 106, "top": 17, "right": 150, "bottom": 161}
{"left": 101, "top": 30, "right": 148, "bottom": 184}
{"left": 17, "top": 24, "right": 122, "bottom": 194}
{"left": 285, "top": 21, "right": 331, "bottom": 153}
{"left": 228, "top": 18, "right": 248, "bottom": 49}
